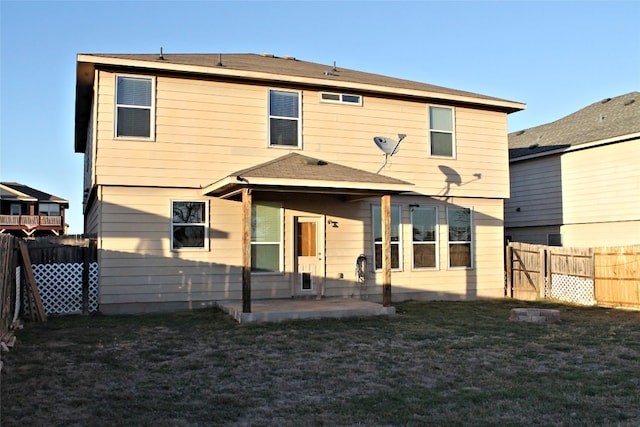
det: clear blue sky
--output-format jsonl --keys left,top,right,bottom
{"left": 1, "top": 1, "right": 639, "bottom": 235}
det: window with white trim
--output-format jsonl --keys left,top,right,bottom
{"left": 116, "top": 75, "right": 154, "bottom": 139}
{"left": 447, "top": 207, "right": 472, "bottom": 268}
{"left": 411, "top": 206, "right": 438, "bottom": 269}
{"left": 372, "top": 204, "right": 402, "bottom": 270}
{"left": 269, "top": 89, "right": 301, "bottom": 148}
{"left": 429, "top": 106, "right": 455, "bottom": 157}
{"left": 320, "top": 92, "right": 362, "bottom": 106}
{"left": 171, "top": 201, "right": 208, "bottom": 250}
{"left": 251, "top": 203, "right": 283, "bottom": 272}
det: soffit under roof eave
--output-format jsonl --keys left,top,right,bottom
{"left": 201, "top": 177, "right": 413, "bottom": 199}
{"left": 76, "top": 54, "right": 525, "bottom": 113}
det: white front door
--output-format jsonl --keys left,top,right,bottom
{"left": 295, "top": 216, "right": 324, "bottom": 296}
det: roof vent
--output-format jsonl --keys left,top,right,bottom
{"left": 601, "top": 97, "right": 612, "bottom": 104}
{"left": 528, "top": 143, "right": 539, "bottom": 150}
{"left": 323, "top": 70, "right": 337, "bottom": 76}
{"left": 624, "top": 99, "right": 636, "bottom": 106}
{"left": 260, "top": 53, "right": 275, "bottom": 58}
{"left": 281, "top": 55, "right": 296, "bottom": 61}
{"left": 159, "top": 47, "right": 165, "bottom": 60}
{"left": 515, "top": 130, "right": 525, "bottom": 136}
{"left": 216, "top": 53, "right": 223, "bottom": 66}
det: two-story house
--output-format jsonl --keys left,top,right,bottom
{"left": 505, "top": 92, "right": 640, "bottom": 247}
{"left": 75, "top": 53, "right": 525, "bottom": 314}
{"left": 0, "top": 182, "right": 69, "bottom": 237}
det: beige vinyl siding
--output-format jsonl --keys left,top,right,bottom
{"left": 561, "top": 140, "right": 639, "bottom": 224}
{"left": 96, "top": 186, "right": 506, "bottom": 311}
{"left": 561, "top": 221, "right": 640, "bottom": 247}
{"left": 94, "top": 70, "right": 510, "bottom": 198}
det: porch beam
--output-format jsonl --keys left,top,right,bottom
{"left": 381, "top": 194, "right": 392, "bottom": 306}
{"left": 242, "top": 188, "right": 252, "bottom": 313}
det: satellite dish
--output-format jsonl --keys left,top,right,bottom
{"left": 373, "top": 133, "right": 407, "bottom": 173}
{"left": 373, "top": 136, "right": 399, "bottom": 155}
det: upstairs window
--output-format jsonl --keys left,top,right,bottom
{"left": 38, "top": 203, "right": 60, "bottom": 216}
{"left": 171, "top": 201, "right": 208, "bottom": 250}
{"left": 412, "top": 207, "right": 438, "bottom": 269}
{"left": 116, "top": 75, "right": 154, "bottom": 139}
{"left": 429, "top": 106, "right": 455, "bottom": 157}
{"left": 448, "top": 207, "right": 472, "bottom": 268}
{"left": 320, "top": 92, "right": 362, "bottom": 106}
{"left": 269, "top": 89, "right": 301, "bottom": 148}
{"left": 372, "top": 205, "right": 402, "bottom": 270}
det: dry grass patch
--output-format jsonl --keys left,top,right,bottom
{"left": 1, "top": 300, "right": 639, "bottom": 426}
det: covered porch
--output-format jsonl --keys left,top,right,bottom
{"left": 202, "top": 153, "right": 414, "bottom": 320}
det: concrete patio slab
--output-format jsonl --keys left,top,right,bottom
{"left": 216, "top": 298, "right": 396, "bottom": 323}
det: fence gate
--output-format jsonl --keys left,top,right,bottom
{"left": 506, "top": 242, "right": 596, "bottom": 305}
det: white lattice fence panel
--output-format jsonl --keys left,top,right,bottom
{"left": 27, "top": 262, "right": 99, "bottom": 315}
{"left": 550, "top": 274, "right": 595, "bottom": 306}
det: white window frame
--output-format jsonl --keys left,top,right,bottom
{"left": 251, "top": 202, "right": 284, "bottom": 274}
{"left": 268, "top": 88, "right": 302, "bottom": 149}
{"left": 114, "top": 74, "right": 156, "bottom": 141}
{"left": 171, "top": 200, "right": 209, "bottom": 251}
{"left": 320, "top": 92, "right": 362, "bottom": 106}
{"left": 428, "top": 105, "right": 456, "bottom": 158}
{"left": 411, "top": 206, "right": 439, "bottom": 270}
{"left": 372, "top": 204, "right": 403, "bottom": 272}
{"left": 447, "top": 207, "right": 473, "bottom": 269}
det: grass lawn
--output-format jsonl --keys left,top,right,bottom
{"left": 1, "top": 299, "right": 639, "bottom": 426}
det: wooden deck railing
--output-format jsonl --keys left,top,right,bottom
{"left": 0, "top": 215, "right": 62, "bottom": 227}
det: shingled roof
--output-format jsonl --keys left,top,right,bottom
{"left": 82, "top": 52, "right": 521, "bottom": 107}
{"left": 0, "top": 182, "right": 69, "bottom": 206}
{"left": 508, "top": 91, "right": 640, "bottom": 160}
{"left": 202, "top": 153, "right": 412, "bottom": 198}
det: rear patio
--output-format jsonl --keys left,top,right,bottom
{"left": 216, "top": 297, "right": 395, "bottom": 323}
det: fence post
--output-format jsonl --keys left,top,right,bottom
{"left": 539, "top": 247, "right": 547, "bottom": 299}
{"left": 82, "top": 245, "right": 89, "bottom": 315}
{"left": 505, "top": 244, "right": 513, "bottom": 298}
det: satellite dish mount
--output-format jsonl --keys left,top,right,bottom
{"left": 373, "top": 133, "right": 406, "bottom": 173}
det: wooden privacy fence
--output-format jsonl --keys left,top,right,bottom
{"left": 0, "top": 234, "right": 19, "bottom": 339}
{"left": 506, "top": 242, "right": 640, "bottom": 308}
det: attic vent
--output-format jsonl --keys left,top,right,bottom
{"left": 601, "top": 97, "right": 612, "bottom": 104}
{"left": 528, "top": 143, "right": 539, "bottom": 149}
{"left": 624, "top": 99, "right": 636, "bottom": 106}
{"left": 260, "top": 53, "right": 275, "bottom": 57}
{"left": 515, "top": 130, "right": 525, "bottom": 136}
{"left": 323, "top": 70, "right": 337, "bottom": 76}
{"left": 281, "top": 55, "right": 296, "bottom": 61}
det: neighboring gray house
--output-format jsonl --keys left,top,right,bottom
{"left": 505, "top": 92, "right": 640, "bottom": 247}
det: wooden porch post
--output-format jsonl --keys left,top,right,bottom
{"left": 242, "top": 188, "right": 252, "bottom": 313}
{"left": 381, "top": 194, "right": 392, "bottom": 307}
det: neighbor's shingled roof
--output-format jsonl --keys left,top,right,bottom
{"left": 508, "top": 91, "right": 640, "bottom": 160}
{"left": 0, "top": 182, "right": 69, "bottom": 206}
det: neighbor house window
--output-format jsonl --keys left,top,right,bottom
{"left": 412, "top": 207, "right": 438, "bottom": 269}
{"left": 320, "top": 92, "right": 362, "bottom": 106}
{"left": 269, "top": 89, "right": 301, "bottom": 148}
{"left": 547, "top": 233, "right": 562, "bottom": 247}
{"left": 116, "top": 75, "right": 154, "bottom": 139}
{"left": 372, "top": 205, "right": 402, "bottom": 270}
{"left": 171, "top": 201, "right": 207, "bottom": 250}
{"left": 448, "top": 207, "right": 472, "bottom": 268}
{"left": 38, "top": 203, "right": 60, "bottom": 216}
{"left": 251, "top": 203, "right": 282, "bottom": 272}
{"left": 10, "top": 204, "right": 21, "bottom": 215}
{"left": 429, "top": 106, "right": 455, "bottom": 157}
